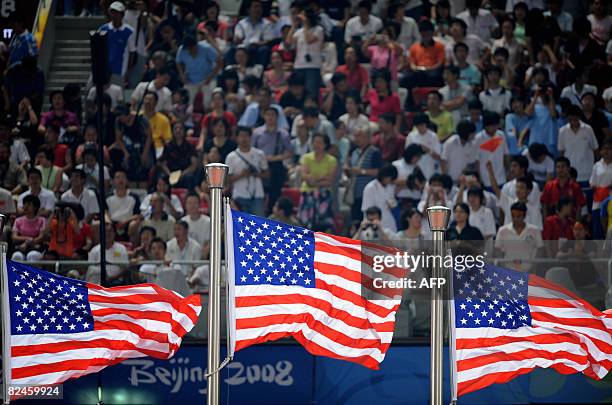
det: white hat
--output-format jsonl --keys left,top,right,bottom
{"left": 109, "top": 1, "right": 126, "bottom": 12}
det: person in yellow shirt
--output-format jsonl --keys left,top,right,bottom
{"left": 425, "top": 90, "right": 454, "bottom": 142}
{"left": 141, "top": 92, "right": 172, "bottom": 158}
{"left": 298, "top": 133, "right": 337, "bottom": 230}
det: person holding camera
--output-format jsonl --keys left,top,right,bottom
{"left": 285, "top": 7, "right": 324, "bottom": 97}
{"left": 226, "top": 126, "right": 270, "bottom": 217}
{"left": 361, "top": 164, "right": 399, "bottom": 233}
{"left": 352, "top": 206, "right": 391, "bottom": 242}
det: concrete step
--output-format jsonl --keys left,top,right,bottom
{"left": 48, "top": 72, "right": 91, "bottom": 82}
{"left": 54, "top": 47, "right": 91, "bottom": 56}
{"left": 52, "top": 55, "right": 92, "bottom": 64}
{"left": 49, "top": 63, "right": 92, "bottom": 71}
{"left": 54, "top": 39, "right": 90, "bottom": 46}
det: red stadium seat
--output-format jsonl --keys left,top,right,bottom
{"left": 199, "top": 199, "right": 209, "bottom": 215}
{"left": 186, "top": 137, "right": 199, "bottom": 147}
{"left": 281, "top": 187, "right": 301, "bottom": 213}
{"left": 404, "top": 111, "right": 417, "bottom": 131}
{"left": 171, "top": 188, "right": 189, "bottom": 208}
{"left": 412, "top": 87, "right": 439, "bottom": 109}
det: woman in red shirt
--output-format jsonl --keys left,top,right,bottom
{"left": 197, "top": 89, "right": 237, "bottom": 151}
{"left": 366, "top": 69, "right": 401, "bottom": 128}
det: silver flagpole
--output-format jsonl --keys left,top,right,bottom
{"left": 426, "top": 206, "right": 451, "bottom": 405}
{"left": 0, "top": 214, "right": 10, "bottom": 404}
{"left": 205, "top": 163, "right": 228, "bottom": 405}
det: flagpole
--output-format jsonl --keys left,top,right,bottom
{"left": 205, "top": 163, "right": 228, "bottom": 405}
{"left": 0, "top": 214, "right": 10, "bottom": 404}
{"left": 426, "top": 206, "right": 451, "bottom": 405}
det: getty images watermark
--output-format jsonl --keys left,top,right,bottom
{"left": 3, "top": 28, "right": 13, "bottom": 39}
{"left": 368, "top": 251, "right": 486, "bottom": 292}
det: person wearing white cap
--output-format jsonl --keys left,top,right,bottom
{"left": 98, "top": 2, "right": 136, "bottom": 86}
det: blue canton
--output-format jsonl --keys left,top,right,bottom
{"left": 454, "top": 264, "right": 531, "bottom": 329}
{"left": 7, "top": 260, "right": 94, "bottom": 335}
{"left": 232, "top": 210, "right": 316, "bottom": 288}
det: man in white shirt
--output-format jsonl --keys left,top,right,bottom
{"left": 560, "top": 69, "right": 598, "bottom": 106}
{"left": 181, "top": 193, "right": 211, "bottom": 247}
{"left": 486, "top": 161, "right": 543, "bottom": 229}
{"left": 226, "top": 126, "right": 269, "bottom": 217}
{"left": 87, "top": 223, "right": 129, "bottom": 284}
{"left": 475, "top": 112, "right": 509, "bottom": 188}
{"left": 494, "top": 202, "right": 543, "bottom": 272}
{"left": 439, "top": 65, "right": 472, "bottom": 126}
{"left": 130, "top": 68, "right": 173, "bottom": 114}
{"left": 501, "top": 155, "right": 541, "bottom": 206}
{"left": 457, "top": 0, "right": 498, "bottom": 43}
{"left": 361, "top": 165, "right": 398, "bottom": 233}
{"left": 344, "top": 0, "right": 383, "bottom": 44}
{"left": 166, "top": 221, "right": 202, "bottom": 277}
{"left": 18, "top": 168, "right": 56, "bottom": 217}
{"left": 441, "top": 121, "right": 477, "bottom": 183}
{"left": 86, "top": 83, "right": 124, "bottom": 110}
{"left": 106, "top": 169, "right": 140, "bottom": 236}
{"left": 589, "top": 139, "right": 612, "bottom": 238}
{"left": 405, "top": 113, "right": 441, "bottom": 181}
{"left": 479, "top": 66, "right": 512, "bottom": 115}
{"left": 61, "top": 169, "right": 100, "bottom": 222}
{"left": 558, "top": 105, "right": 599, "bottom": 183}
{"left": 233, "top": 0, "right": 275, "bottom": 66}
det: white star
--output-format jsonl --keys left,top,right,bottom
{"left": 253, "top": 276, "right": 260, "bottom": 282}
{"left": 297, "top": 271, "right": 304, "bottom": 277}
{"left": 76, "top": 316, "right": 83, "bottom": 322}
{"left": 460, "top": 303, "right": 467, "bottom": 310}
{"left": 43, "top": 324, "right": 49, "bottom": 331}
{"left": 474, "top": 319, "right": 481, "bottom": 325}
{"left": 241, "top": 260, "right": 247, "bottom": 267}
{"left": 488, "top": 318, "right": 494, "bottom": 324}
{"left": 285, "top": 271, "right": 291, "bottom": 277}
{"left": 36, "top": 317, "right": 43, "bottom": 324}
{"left": 13, "top": 280, "right": 19, "bottom": 287}
{"left": 460, "top": 318, "right": 467, "bottom": 325}
{"left": 273, "top": 269, "right": 279, "bottom": 276}
{"left": 240, "top": 276, "right": 247, "bottom": 282}
{"left": 481, "top": 311, "right": 488, "bottom": 317}
{"left": 62, "top": 317, "right": 69, "bottom": 323}
{"left": 23, "top": 317, "right": 29, "bottom": 324}
{"left": 291, "top": 279, "right": 297, "bottom": 284}
{"left": 239, "top": 246, "right": 246, "bottom": 252}
{"left": 29, "top": 325, "right": 36, "bottom": 331}
{"left": 495, "top": 312, "right": 501, "bottom": 318}
{"left": 279, "top": 277, "right": 286, "bottom": 283}
{"left": 69, "top": 286, "right": 77, "bottom": 293}
{"left": 69, "top": 324, "right": 76, "bottom": 330}
{"left": 56, "top": 324, "right": 62, "bottom": 330}
{"left": 247, "top": 268, "right": 254, "bottom": 275}
{"left": 16, "top": 325, "right": 22, "bottom": 332}
{"left": 262, "top": 222, "right": 269, "bottom": 229}
{"left": 501, "top": 321, "right": 507, "bottom": 327}
{"left": 237, "top": 216, "right": 244, "bottom": 223}
{"left": 14, "top": 296, "right": 21, "bottom": 302}
{"left": 15, "top": 310, "right": 22, "bottom": 317}
{"left": 266, "top": 276, "right": 272, "bottom": 282}
{"left": 304, "top": 278, "right": 311, "bottom": 285}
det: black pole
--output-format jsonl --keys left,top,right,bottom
{"left": 89, "top": 31, "right": 110, "bottom": 287}
{"left": 95, "top": 83, "right": 107, "bottom": 288}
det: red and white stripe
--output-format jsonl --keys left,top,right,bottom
{"left": 232, "top": 232, "right": 407, "bottom": 370}
{"left": 454, "top": 275, "right": 612, "bottom": 396}
{"left": 10, "top": 283, "right": 201, "bottom": 387}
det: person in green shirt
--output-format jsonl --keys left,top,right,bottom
{"left": 298, "top": 133, "right": 337, "bottom": 230}
{"left": 426, "top": 90, "right": 454, "bottom": 142}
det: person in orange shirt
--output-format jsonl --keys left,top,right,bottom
{"left": 401, "top": 19, "right": 445, "bottom": 107}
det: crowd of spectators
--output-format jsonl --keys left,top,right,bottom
{"left": 1, "top": 0, "right": 612, "bottom": 306}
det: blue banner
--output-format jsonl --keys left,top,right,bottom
{"left": 6, "top": 344, "right": 612, "bottom": 404}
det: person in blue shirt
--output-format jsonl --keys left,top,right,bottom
{"left": 523, "top": 82, "right": 559, "bottom": 157}
{"left": 98, "top": 2, "right": 136, "bottom": 86}
{"left": 505, "top": 96, "right": 530, "bottom": 155}
{"left": 176, "top": 34, "right": 221, "bottom": 110}
{"left": 8, "top": 12, "right": 38, "bottom": 69}
{"left": 239, "top": 87, "right": 289, "bottom": 130}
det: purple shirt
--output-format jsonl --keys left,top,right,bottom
{"left": 251, "top": 125, "right": 293, "bottom": 156}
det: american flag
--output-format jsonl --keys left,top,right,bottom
{"left": 3, "top": 259, "right": 201, "bottom": 388}
{"left": 225, "top": 208, "right": 405, "bottom": 370}
{"left": 451, "top": 263, "right": 612, "bottom": 397}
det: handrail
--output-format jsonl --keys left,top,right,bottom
{"left": 32, "top": 0, "right": 53, "bottom": 48}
